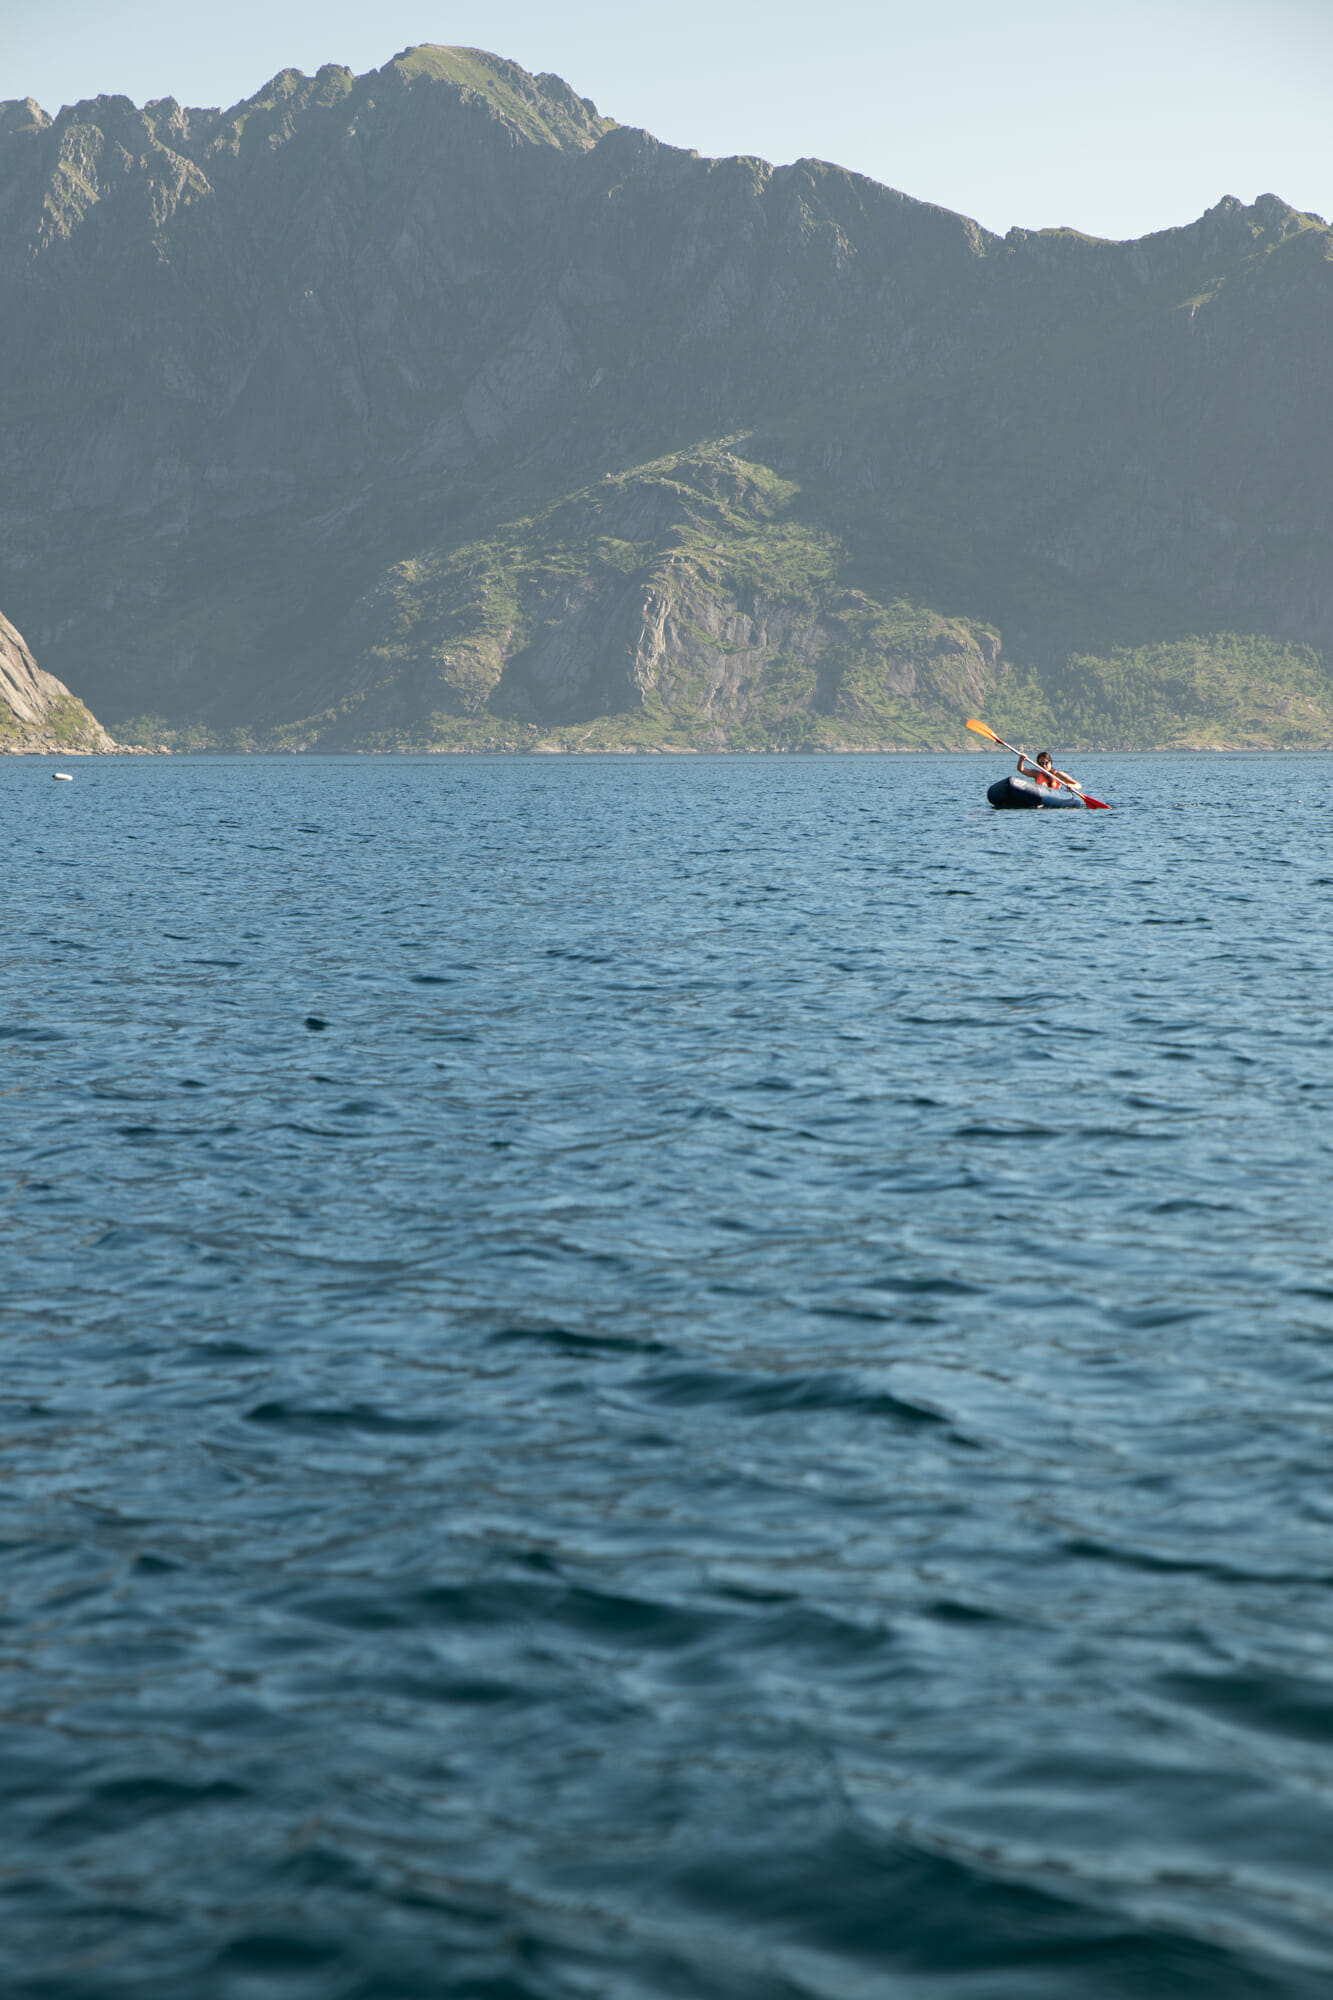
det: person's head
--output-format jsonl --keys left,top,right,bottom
{"left": 1036, "top": 751, "right": 1053, "bottom": 769}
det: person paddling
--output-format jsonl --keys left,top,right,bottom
{"left": 966, "top": 718, "right": 1111, "bottom": 808}
{"left": 1017, "top": 749, "right": 1077, "bottom": 792}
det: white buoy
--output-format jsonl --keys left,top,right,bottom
{"left": 52, "top": 772, "right": 74, "bottom": 782}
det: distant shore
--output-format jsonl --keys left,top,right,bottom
{"left": 10, "top": 743, "right": 1331, "bottom": 761}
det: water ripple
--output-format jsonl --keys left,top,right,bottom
{"left": 3, "top": 752, "right": 1333, "bottom": 1997}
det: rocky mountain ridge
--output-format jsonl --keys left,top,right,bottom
{"left": 2, "top": 46, "right": 1332, "bottom": 749}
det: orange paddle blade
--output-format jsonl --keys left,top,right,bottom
{"left": 965, "top": 718, "right": 1003, "bottom": 743}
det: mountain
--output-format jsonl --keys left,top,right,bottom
{"left": 2, "top": 47, "right": 1332, "bottom": 751}
{"left": 0, "top": 608, "right": 117, "bottom": 752}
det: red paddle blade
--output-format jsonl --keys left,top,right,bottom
{"left": 1080, "top": 795, "right": 1110, "bottom": 810}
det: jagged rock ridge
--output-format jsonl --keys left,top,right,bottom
{"left": 1, "top": 47, "right": 1332, "bottom": 749}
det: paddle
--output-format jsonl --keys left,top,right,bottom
{"left": 965, "top": 719, "right": 1111, "bottom": 809}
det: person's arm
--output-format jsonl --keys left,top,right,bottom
{"left": 1052, "top": 767, "right": 1077, "bottom": 788}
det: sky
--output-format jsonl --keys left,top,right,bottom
{"left": 1, "top": 0, "right": 1328, "bottom": 242}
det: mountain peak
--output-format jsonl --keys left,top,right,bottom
{"left": 382, "top": 45, "right": 613, "bottom": 151}
{"left": 0, "top": 98, "right": 50, "bottom": 137}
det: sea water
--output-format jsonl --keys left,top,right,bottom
{"left": 3, "top": 752, "right": 1333, "bottom": 1998}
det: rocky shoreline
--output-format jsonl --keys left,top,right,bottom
{"left": 0, "top": 609, "right": 134, "bottom": 752}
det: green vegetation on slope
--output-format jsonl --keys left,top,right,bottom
{"left": 106, "top": 437, "right": 1333, "bottom": 755}
{"left": 0, "top": 689, "right": 112, "bottom": 751}
{"left": 992, "top": 635, "right": 1333, "bottom": 750}
{"left": 389, "top": 46, "right": 613, "bottom": 150}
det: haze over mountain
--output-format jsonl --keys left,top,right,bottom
{"left": 2, "top": 44, "right": 1332, "bottom": 751}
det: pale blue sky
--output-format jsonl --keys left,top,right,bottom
{"left": 2, "top": 0, "right": 1327, "bottom": 240}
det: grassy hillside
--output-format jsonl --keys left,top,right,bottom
{"left": 111, "top": 441, "right": 1333, "bottom": 754}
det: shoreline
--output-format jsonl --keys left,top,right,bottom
{"left": 7, "top": 744, "right": 1332, "bottom": 761}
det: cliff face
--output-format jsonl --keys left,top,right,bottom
{"left": 1, "top": 48, "right": 1332, "bottom": 749}
{"left": 0, "top": 610, "right": 117, "bottom": 752}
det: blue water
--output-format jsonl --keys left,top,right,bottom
{"left": 4, "top": 751, "right": 1333, "bottom": 1999}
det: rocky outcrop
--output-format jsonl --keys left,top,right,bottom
{"left": 232, "top": 446, "right": 1015, "bottom": 750}
{"left": 0, "top": 610, "right": 118, "bottom": 752}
